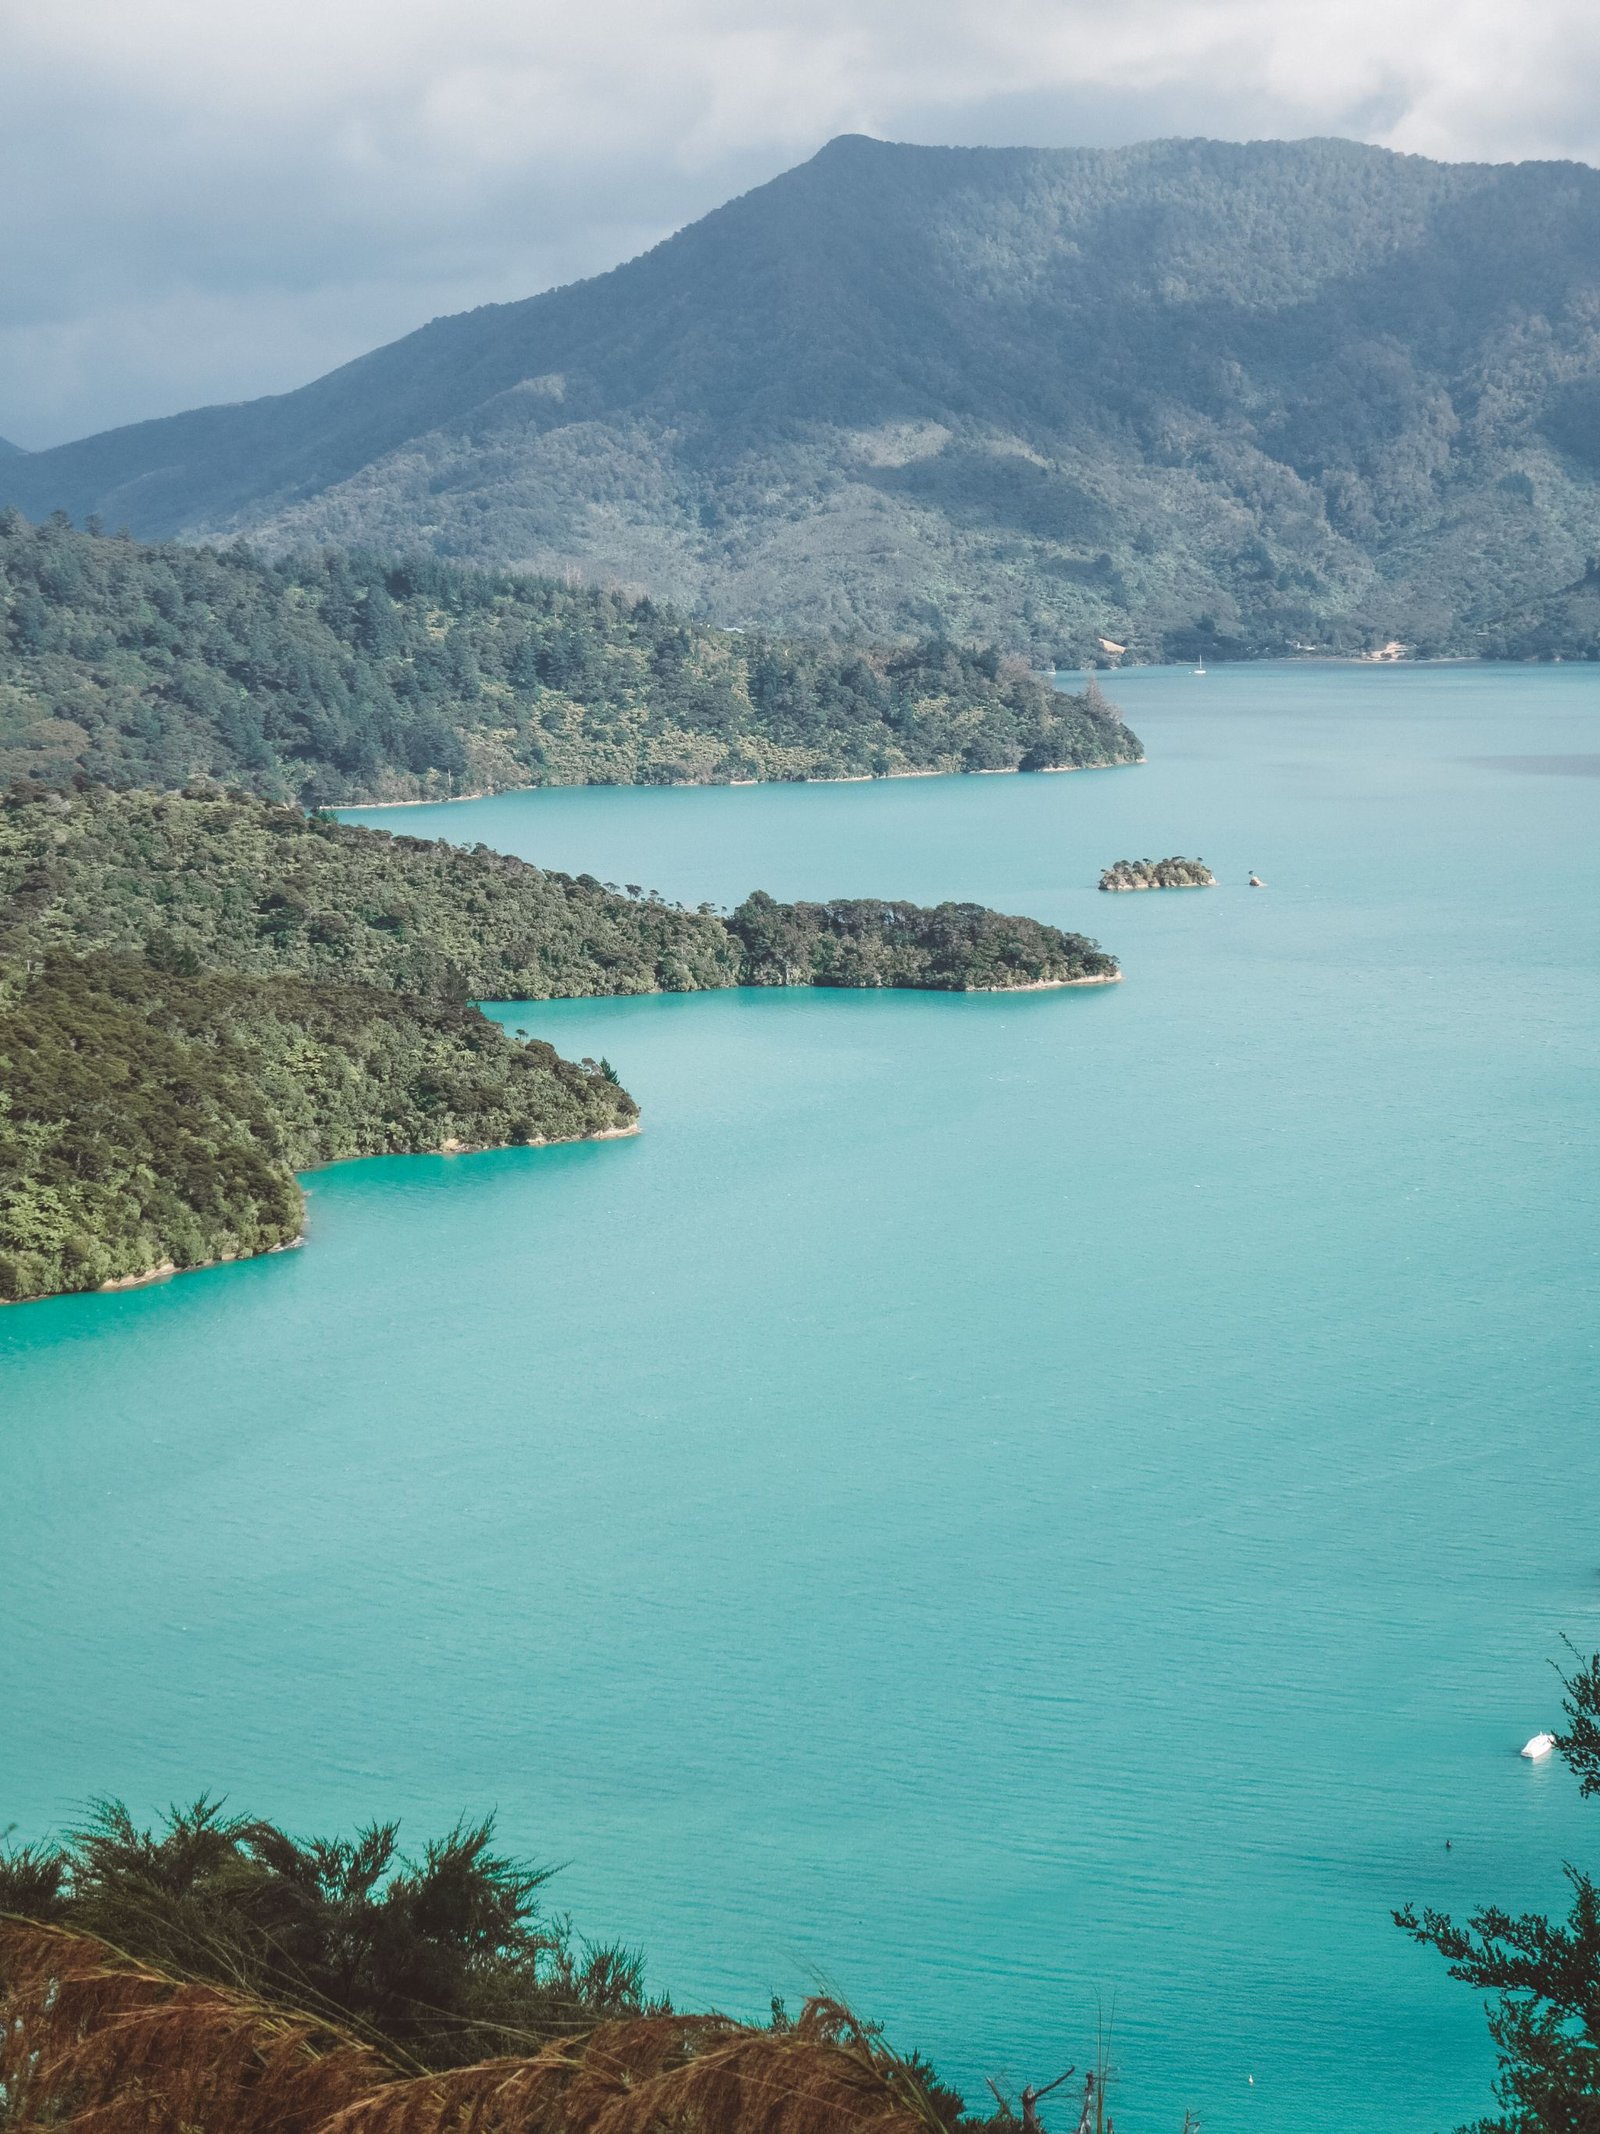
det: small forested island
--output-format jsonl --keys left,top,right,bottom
{"left": 0, "top": 514, "right": 1142, "bottom": 801}
{"left": 1098, "top": 856, "right": 1217, "bottom": 891}
{"left": 0, "top": 784, "right": 1119, "bottom": 1301}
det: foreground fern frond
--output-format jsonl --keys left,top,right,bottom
{"left": 0, "top": 1924, "right": 942, "bottom": 2134}
{"left": 0, "top": 1917, "right": 394, "bottom": 2134}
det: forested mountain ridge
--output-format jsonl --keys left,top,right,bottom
{"left": 0, "top": 515, "right": 1138, "bottom": 802}
{"left": 10, "top": 135, "right": 1600, "bottom": 657}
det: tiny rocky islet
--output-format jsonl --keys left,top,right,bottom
{"left": 1098, "top": 856, "right": 1218, "bottom": 891}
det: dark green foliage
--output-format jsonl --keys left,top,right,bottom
{"left": 0, "top": 782, "right": 738, "bottom": 998}
{"left": 0, "top": 950, "right": 636, "bottom": 1303}
{"left": 0, "top": 783, "right": 1120, "bottom": 1301}
{"left": 1098, "top": 857, "right": 1216, "bottom": 891}
{"left": 1472, "top": 559, "right": 1600, "bottom": 661}
{"left": 727, "top": 891, "right": 1117, "bottom": 990}
{"left": 0, "top": 515, "right": 1139, "bottom": 802}
{"left": 0, "top": 782, "right": 672, "bottom": 1300}
{"left": 1397, "top": 1647, "right": 1600, "bottom": 2130}
{"left": 11, "top": 136, "right": 1600, "bottom": 656}
{"left": 0, "top": 1798, "right": 651, "bottom": 2069}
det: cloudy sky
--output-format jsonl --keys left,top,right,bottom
{"left": 6, "top": 0, "right": 1600, "bottom": 446}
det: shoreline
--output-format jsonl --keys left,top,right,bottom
{"left": 5, "top": 1121, "right": 641, "bottom": 1309}
{"left": 92, "top": 1234, "right": 306, "bottom": 1298}
{"left": 342, "top": 757, "right": 1143, "bottom": 810}
{"left": 437, "top": 1119, "right": 641, "bottom": 1154}
{"left": 979, "top": 970, "right": 1122, "bottom": 990}
{"left": 1083, "top": 653, "right": 1491, "bottom": 674}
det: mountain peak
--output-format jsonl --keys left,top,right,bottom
{"left": 6, "top": 136, "right": 1600, "bottom": 659}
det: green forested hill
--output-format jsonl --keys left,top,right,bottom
{"left": 9, "top": 135, "right": 1600, "bottom": 658}
{"left": 0, "top": 954, "right": 637, "bottom": 1304}
{"left": 0, "top": 784, "right": 738, "bottom": 998}
{"left": 0, "top": 514, "right": 1137, "bottom": 802}
{"left": 0, "top": 785, "right": 1118, "bottom": 1300}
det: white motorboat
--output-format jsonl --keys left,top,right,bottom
{"left": 1521, "top": 1732, "right": 1557, "bottom": 1760}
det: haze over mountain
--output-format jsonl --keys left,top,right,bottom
{"left": 10, "top": 133, "right": 1600, "bottom": 660}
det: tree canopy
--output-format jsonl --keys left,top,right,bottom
{"left": 0, "top": 515, "right": 1138, "bottom": 804}
{"left": 0, "top": 782, "right": 1119, "bottom": 1301}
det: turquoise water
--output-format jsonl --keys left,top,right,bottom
{"left": 7, "top": 664, "right": 1600, "bottom": 2131}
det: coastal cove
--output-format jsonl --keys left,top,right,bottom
{"left": 6, "top": 663, "right": 1600, "bottom": 2132}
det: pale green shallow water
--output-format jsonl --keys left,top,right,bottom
{"left": 6, "top": 664, "right": 1600, "bottom": 2132}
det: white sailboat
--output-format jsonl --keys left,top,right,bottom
{"left": 1193, "top": 656, "right": 1207, "bottom": 676}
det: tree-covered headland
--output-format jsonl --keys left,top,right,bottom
{"left": 0, "top": 515, "right": 1140, "bottom": 804}
{"left": 729, "top": 891, "right": 1116, "bottom": 989}
{"left": 0, "top": 784, "right": 1120, "bottom": 1302}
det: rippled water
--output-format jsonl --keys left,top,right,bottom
{"left": 7, "top": 664, "right": 1600, "bottom": 2132}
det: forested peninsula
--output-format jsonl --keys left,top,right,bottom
{"left": 0, "top": 785, "right": 1119, "bottom": 1302}
{"left": 0, "top": 515, "right": 1140, "bottom": 804}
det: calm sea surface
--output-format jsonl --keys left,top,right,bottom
{"left": 7, "top": 664, "right": 1600, "bottom": 2132}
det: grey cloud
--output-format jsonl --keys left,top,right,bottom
{"left": 3, "top": 0, "right": 1598, "bottom": 445}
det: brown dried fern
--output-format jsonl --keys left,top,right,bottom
{"left": 1, "top": 1921, "right": 944, "bottom": 2134}
{"left": 322, "top": 1999, "right": 944, "bottom": 2134}
{"left": 0, "top": 1915, "right": 394, "bottom": 2134}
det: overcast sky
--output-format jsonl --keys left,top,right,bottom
{"left": 6, "top": 0, "right": 1600, "bottom": 447}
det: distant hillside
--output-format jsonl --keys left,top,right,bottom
{"left": 1472, "top": 558, "right": 1600, "bottom": 657}
{"left": 0, "top": 514, "right": 1138, "bottom": 803}
{"left": 10, "top": 136, "right": 1600, "bottom": 658}
{"left": 0, "top": 438, "right": 22, "bottom": 458}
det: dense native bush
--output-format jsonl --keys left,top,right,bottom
{"left": 0, "top": 516, "right": 1139, "bottom": 802}
{"left": 0, "top": 781, "right": 738, "bottom": 1000}
{"left": 728, "top": 892, "right": 1117, "bottom": 989}
{"left": 0, "top": 784, "right": 1118, "bottom": 1301}
{"left": 0, "top": 950, "right": 635, "bottom": 1302}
